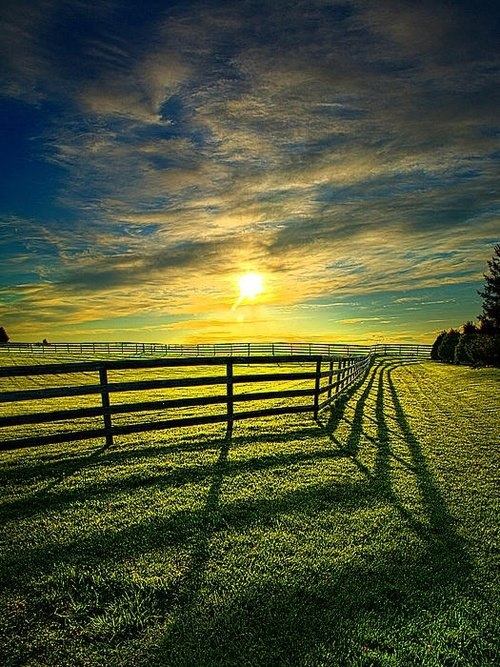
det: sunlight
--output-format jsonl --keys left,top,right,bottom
{"left": 238, "top": 272, "right": 264, "bottom": 300}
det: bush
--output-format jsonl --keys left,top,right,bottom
{"left": 438, "top": 329, "right": 460, "bottom": 363}
{"left": 431, "top": 331, "right": 446, "bottom": 360}
{"left": 0, "top": 326, "right": 9, "bottom": 343}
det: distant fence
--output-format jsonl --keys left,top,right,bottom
{"left": 0, "top": 354, "right": 371, "bottom": 451}
{"left": 0, "top": 341, "right": 432, "bottom": 358}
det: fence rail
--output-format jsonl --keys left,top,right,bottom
{"left": 0, "top": 341, "right": 432, "bottom": 357}
{"left": 0, "top": 354, "right": 372, "bottom": 451}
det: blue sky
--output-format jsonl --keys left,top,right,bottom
{"left": 0, "top": 0, "right": 499, "bottom": 342}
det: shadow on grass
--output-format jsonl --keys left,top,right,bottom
{"left": 386, "top": 366, "right": 470, "bottom": 574}
{"left": 1, "top": 358, "right": 474, "bottom": 666}
{"left": 145, "top": 358, "right": 472, "bottom": 666}
{"left": 0, "top": 436, "right": 349, "bottom": 523}
{"left": 0, "top": 423, "right": 324, "bottom": 485}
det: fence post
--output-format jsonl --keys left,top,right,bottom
{"left": 327, "top": 358, "right": 334, "bottom": 403}
{"left": 99, "top": 367, "right": 113, "bottom": 448}
{"left": 313, "top": 357, "right": 322, "bottom": 420}
{"left": 226, "top": 361, "right": 234, "bottom": 437}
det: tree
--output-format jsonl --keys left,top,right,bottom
{"left": 478, "top": 318, "right": 495, "bottom": 335}
{"left": 478, "top": 244, "right": 500, "bottom": 334}
{"left": 454, "top": 333, "right": 474, "bottom": 365}
{"left": 430, "top": 331, "right": 446, "bottom": 360}
{"left": 438, "top": 329, "right": 460, "bottom": 363}
{"left": 0, "top": 326, "right": 9, "bottom": 343}
{"left": 461, "top": 321, "right": 478, "bottom": 335}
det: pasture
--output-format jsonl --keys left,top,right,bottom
{"left": 0, "top": 356, "right": 499, "bottom": 666}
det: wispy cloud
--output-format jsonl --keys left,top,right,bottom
{"left": 1, "top": 0, "right": 498, "bottom": 341}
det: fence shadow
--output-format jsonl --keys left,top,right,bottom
{"left": 144, "top": 358, "right": 472, "bottom": 665}
{"left": 1, "top": 356, "right": 473, "bottom": 666}
{"left": 0, "top": 420, "right": 335, "bottom": 524}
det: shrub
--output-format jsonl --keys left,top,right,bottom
{"left": 0, "top": 326, "right": 9, "bottom": 343}
{"left": 430, "top": 331, "right": 446, "bottom": 360}
{"left": 438, "top": 329, "right": 460, "bottom": 363}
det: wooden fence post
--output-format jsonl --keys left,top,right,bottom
{"left": 99, "top": 367, "right": 113, "bottom": 448}
{"left": 226, "top": 361, "right": 234, "bottom": 438}
{"left": 327, "top": 358, "right": 334, "bottom": 402}
{"left": 313, "top": 358, "right": 322, "bottom": 420}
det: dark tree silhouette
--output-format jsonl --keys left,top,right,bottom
{"left": 430, "top": 331, "right": 446, "bottom": 360}
{"left": 0, "top": 326, "right": 9, "bottom": 343}
{"left": 478, "top": 244, "right": 500, "bottom": 334}
{"left": 438, "top": 329, "right": 460, "bottom": 363}
{"left": 461, "top": 321, "right": 478, "bottom": 335}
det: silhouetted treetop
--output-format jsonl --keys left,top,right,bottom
{"left": 478, "top": 244, "right": 500, "bottom": 334}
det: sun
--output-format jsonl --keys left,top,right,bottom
{"left": 238, "top": 272, "right": 264, "bottom": 300}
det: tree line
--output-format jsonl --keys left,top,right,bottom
{"left": 431, "top": 244, "right": 500, "bottom": 366}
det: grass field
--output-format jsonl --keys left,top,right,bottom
{"left": 0, "top": 357, "right": 499, "bottom": 666}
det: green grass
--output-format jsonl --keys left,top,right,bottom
{"left": 0, "top": 358, "right": 499, "bottom": 666}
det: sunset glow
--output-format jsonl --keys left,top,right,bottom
{"left": 238, "top": 272, "right": 264, "bottom": 301}
{"left": 0, "top": 1, "right": 498, "bottom": 344}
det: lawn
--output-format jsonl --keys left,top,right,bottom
{"left": 0, "top": 357, "right": 499, "bottom": 666}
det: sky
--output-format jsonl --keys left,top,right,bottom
{"left": 0, "top": 0, "right": 499, "bottom": 344}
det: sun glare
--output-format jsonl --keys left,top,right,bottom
{"left": 238, "top": 272, "right": 264, "bottom": 300}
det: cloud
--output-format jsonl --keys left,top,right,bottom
{"left": 1, "top": 0, "right": 498, "bottom": 341}
{"left": 79, "top": 50, "right": 190, "bottom": 121}
{"left": 338, "top": 317, "right": 393, "bottom": 325}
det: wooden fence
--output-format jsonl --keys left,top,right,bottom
{"left": 0, "top": 341, "right": 432, "bottom": 358}
{"left": 0, "top": 354, "right": 371, "bottom": 451}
